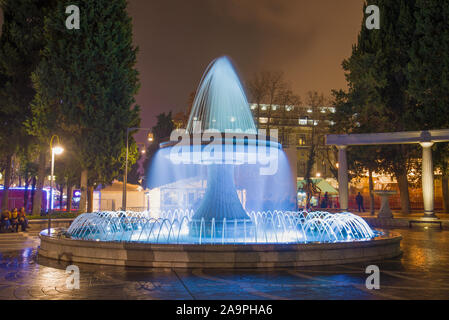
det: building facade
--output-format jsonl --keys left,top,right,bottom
{"left": 249, "top": 103, "right": 337, "bottom": 181}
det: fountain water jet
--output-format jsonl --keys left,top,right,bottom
{"left": 186, "top": 57, "right": 256, "bottom": 234}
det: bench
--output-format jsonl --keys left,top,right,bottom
{"left": 409, "top": 220, "right": 442, "bottom": 229}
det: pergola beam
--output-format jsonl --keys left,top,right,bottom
{"left": 325, "top": 129, "right": 449, "bottom": 146}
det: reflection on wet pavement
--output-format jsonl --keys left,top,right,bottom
{"left": 0, "top": 228, "right": 449, "bottom": 299}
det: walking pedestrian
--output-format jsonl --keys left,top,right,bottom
{"left": 356, "top": 192, "right": 365, "bottom": 212}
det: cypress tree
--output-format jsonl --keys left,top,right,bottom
{"left": 31, "top": 0, "right": 141, "bottom": 212}
{"left": 408, "top": 0, "right": 449, "bottom": 129}
{"left": 408, "top": 1, "right": 449, "bottom": 211}
{"left": 333, "top": 0, "right": 418, "bottom": 214}
{"left": 0, "top": 0, "right": 54, "bottom": 211}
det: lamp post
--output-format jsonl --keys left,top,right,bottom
{"left": 123, "top": 128, "right": 153, "bottom": 211}
{"left": 48, "top": 135, "right": 64, "bottom": 235}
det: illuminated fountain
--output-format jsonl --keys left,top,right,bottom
{"left": 39, "top": 56, "right": 402, "bottom": 268}
{"left": 67, "top": 210, "right": 375, "bottom": 244}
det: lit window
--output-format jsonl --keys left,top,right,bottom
{"left": 272, "top": 105, "right": 277, "bottom": 111}
{"left": 259, "top": 117, "right": 268, "bottom": 124}
{"left": 299, "top": 118, "right": 307, "bottom": 125}
{"left": 250, "top": 104, "right": 257, "bottom": 110}
{"left": 286, "top": 106, "right": 293, "bottom": 111}
{"left": 297, "top": 134, "right": 306, "bottom": 146}
{"left": 261, "top": 105, "right": 267, "bottom": 111}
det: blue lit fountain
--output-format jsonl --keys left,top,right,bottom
{"left": 37, "top": 56, "right": 403, "bottom": 268}
{"left": 67, "top": 56, "right": 378, "bottom": 245}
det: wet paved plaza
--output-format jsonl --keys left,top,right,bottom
{"left": 0, "top": 227, "right": 449, "bottom": 299}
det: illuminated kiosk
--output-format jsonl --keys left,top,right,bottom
{"left": 39, "top": 57, "right": 402, "bottom": 268}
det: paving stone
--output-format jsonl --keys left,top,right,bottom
{"left": 0, "top": 228, "right": 448, "bottom": 299}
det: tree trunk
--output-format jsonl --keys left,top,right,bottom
{"left": 79, "top": 169, "right": 88, "bottom": 213}
{"left": 368, "top": 168, "right": 375, "bottom": 215}
{"left": 66, "top": 184, "right": 73, "bottom": 213}
{"left": 30, "top": 176, "right": 36, "bottom": 214}
{"left": 1, "top": 154, "right": 13, "bottom": 211}
{"left": 24, "top": 170, "right": 30, "bottom": 212}
{"left": 87, "top": 185, "right": 94, "bottom": 212}
{"left": 59, "top": 184, "right": 64, "bottom": 210}
{"left": 32, "top": 150, "right": 46, "bottom": 215}
{"left": 442, "top": 171, "right": 449, "bottom": 213}
{"left": 396, "top": 170, "right": 411, "bottom": 215}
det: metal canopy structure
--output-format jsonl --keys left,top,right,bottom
{"left": 327, "top": 129, "right": 449, "bottom": 146}
{"left": 326, "top": 129, "right": 449, "bottom": 218}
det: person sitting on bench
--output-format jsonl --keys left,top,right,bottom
{"left": 18, "top": 207, "right": 28, "bottom": 232}
{"left": 0, "top": 210, "right": 11, "bottom": 232}
{"left": 9, "top": 208, "right": 19, "bottom": 233}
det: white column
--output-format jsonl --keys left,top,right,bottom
{"left": 420, "top": 142, "right": 436, "bottom": 218}
{"left": 337, "top": 145, "right": 349, "bottom": 211}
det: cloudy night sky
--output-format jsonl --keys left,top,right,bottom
{"left": 0, "top": 0, "right": 364, "bottom": 142}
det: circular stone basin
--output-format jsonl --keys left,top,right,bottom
{"left": 38, "top": 229, "right": 402, "bottom": 268}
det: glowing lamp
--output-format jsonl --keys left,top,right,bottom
{"left": 52, "top": 146, "right": 64, "bottom": 155}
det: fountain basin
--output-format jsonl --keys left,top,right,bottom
{"left": 38, "top": 229, "right": 401, "bottom": 268}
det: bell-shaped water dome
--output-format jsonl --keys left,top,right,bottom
{"left": 186, "top": 56, "right": 257, "bottom": 134}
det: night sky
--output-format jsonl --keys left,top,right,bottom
{"left": 0, "top": 0, "right": 365, "bottom": 143}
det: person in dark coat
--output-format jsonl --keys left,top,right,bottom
{"left": 356, "top": 192, "right": 365, "bottom": 212}
{"left": 321, "top": 192, "right": 329, "bottom": 208}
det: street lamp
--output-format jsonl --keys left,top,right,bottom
{"left": 48, "top": 135, "right": 64, "bottom": 235}
{"left": 136, "top": 142, "right": 147, "bottom": 155}
{"left": 123, "top": 128, "right": 153, "bottom": 211}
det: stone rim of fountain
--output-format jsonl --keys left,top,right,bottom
{"left": 38, "top": 228, "right": 402, "bottom": 268}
